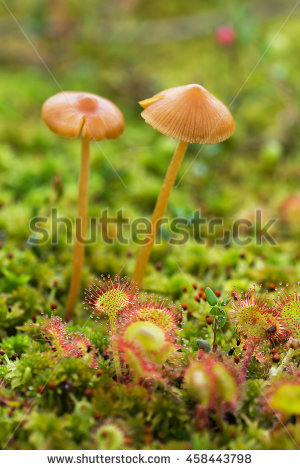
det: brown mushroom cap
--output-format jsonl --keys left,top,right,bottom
{"left": 42, "top": 91, "right": 125, "bottom": 141}
{"left": 139, "top": 84, "right": 235, "bottom": 144}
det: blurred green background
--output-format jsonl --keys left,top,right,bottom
{"left": 0, "top": 0, "right": 300, "bottom": 302}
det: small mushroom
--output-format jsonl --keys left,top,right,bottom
{"left": 133, "top": 84, "right": 235, "bottom": 287}
{"left": 42, "top": 91, "right": 124, "bottom": 315}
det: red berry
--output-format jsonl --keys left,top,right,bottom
{"left": 155, "top": 262, "right": 163, "bottom": 271}
{"left": 48, "top": 381, "right": 56, "bottom": 390}
{"left": 206, "top": 315, "right": 213, "bottom": 325}
{"left": 194, "top": 295, "right": 200, "bottom": 303}
{"left": 97, "top": 369, "right": 103, "bottom": 377}
{"left": 215, "top": 289, "right": 221, "bottom": 297}
{"left": 216, "top": 25, "right": 236, "bottom": 45}
{"left": 38, "top": 385, "right": 45, "bottom": 394}
{"left": 182, "top": 303, "right": 188, "bottom": 311}
{"left": 192, "top": 283, "right": 197, "bottom": 290}
{"left": 0, "top": 350, "right": 5, "bottom": 356}
{"left": 84, "top": 389, "right": 93, "bottom": 398}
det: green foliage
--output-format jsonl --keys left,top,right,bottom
{"left": 0, "top": 0, "right": 299, "bottom": 451}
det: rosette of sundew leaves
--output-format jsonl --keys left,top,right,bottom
{"left": 204, "top": 287, "right": 231, "bottom": 352}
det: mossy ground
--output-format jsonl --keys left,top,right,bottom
{"left": 0, "top": 1, "right": 300, "bottom": 450}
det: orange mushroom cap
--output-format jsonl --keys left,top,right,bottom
{"left": 139, "top": 84, "right": 235, "bottom": 144}
{"left": 42, "top": 91, "right": 125, "bottom": 141}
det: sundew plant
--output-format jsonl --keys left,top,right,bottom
{"left": 0, "top": 0, "right": 300, "bottom": 453}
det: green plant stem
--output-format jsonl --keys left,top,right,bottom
{"left": 110, "top": 320, "right": 121, "bottom": 379}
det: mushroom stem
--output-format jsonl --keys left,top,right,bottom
{"left": 133, "top": 140, "right": 188, "bottom": 287}
{"left": 66, "top": 137, "right": 90, "bottom": 315}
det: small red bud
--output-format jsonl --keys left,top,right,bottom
{"left": 38, "top": 385, "right": 45, "bottom": 394}
{"left": 50, "top": 302, "right": 57, "bottom": 310}
{"left": 182, "top": 303, "right": 188, "bottom": 311}
{"left": 272, "top": 353, "right": 280, "bottom": 363}
{"left": 155, "top": 262, "right": 163, "bottom": 271}
{"left": 234, "top": 355, "right": 240, "bottom": 364}
{"left": 97, "top": 369, "right": 103, "bottom": 377}
{"left": 95, "top": 413, "right": 103, "bottom": 420}
{"left": 124, "top": 437, "right": 133, "bottom": 446}
{"left": 215, "top": 289, "right": 221, "bottom": 297}
{"left": 192, "top": 283, "right": 197, "bottom": 290}
{"left": 194, "top": 295, "right": 200, "bottom": 303}
{"left": 48, "top": 381, "right": 56, "bottom": 390}
{"left": 198, "top": 350, "right": 205, "bottom": 360}
{"left": 206, "top": 315, "right": 213, "bottom": 325}
{"left": 0, "top": 350, "right": 5, "bottom": 356}
{"left": 182, "top": 285, "right": 187, "bottom": 292}
{"left": 84, "top": 389, "right": 93, "bottom": 398}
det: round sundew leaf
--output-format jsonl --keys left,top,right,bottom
{"left": 95, "top": 288, "right": 130, "bottom": 320}
{"left": 124, "top": 321, "right": 165, "bottom": 352}
{"left": 213, "top": 364, "right": 237, "bottom": 403}
{"left": 269, "top": 383, "right": 300, "bottom": 416}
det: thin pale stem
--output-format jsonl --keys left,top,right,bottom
{"left": 275, "top": 348, "right": 295, "bottom": 375}
{"left": 66, "top": 137, "right": 90, "bottom": 315}
{"left": 110, "top": 319, "right": 122, "bottom": 379}
{"left": 133, "top": 140, "right": 189, "bottom": 287}
{"left": 238, "top": 341, "right": 256, "bottom": 384}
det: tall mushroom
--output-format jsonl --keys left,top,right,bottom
{"left": 133, "top": 84, "right": 235, "bottom": 287}
{"left": 42, "top": 92, "right": 124, "bottom": 315}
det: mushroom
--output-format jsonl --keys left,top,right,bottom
{"left": 132, "top": 84, "right": 235, "bottom": 287}
{"left": 42, "top": 91, "right": 125, "bottom": 315}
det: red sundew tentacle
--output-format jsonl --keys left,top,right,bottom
{"left": 273, "top": 283, "right": 300, "bottom": 339}
{"left": 32, "top": 314, "right": 98, "bottom": 369}
{"left": 229, "top": 287, "right": 289, "bottom": 349}
{"left": 120, "top": 294, "right": 183, "bottom": 343}
{"left": 84, "top": 275, "right": 140, "bottom": 329}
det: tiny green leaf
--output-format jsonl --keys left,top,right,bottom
{"left": 221, "top": 297, "right": 232, "bottom": 306}
{"left": 216, "top": 315, "right": 226, "bottom": 328}
{"left": 205, "top": 287, "right": 218, "bottom": 306}
{"left": 210, "top": 306, "right": 221, "bottom": 316}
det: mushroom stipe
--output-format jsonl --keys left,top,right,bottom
{"left": 42, "top": 91, "right": 124, "bottom": 315}
{"left": 133, "top": 84, "right": 235, "bottom": 288}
